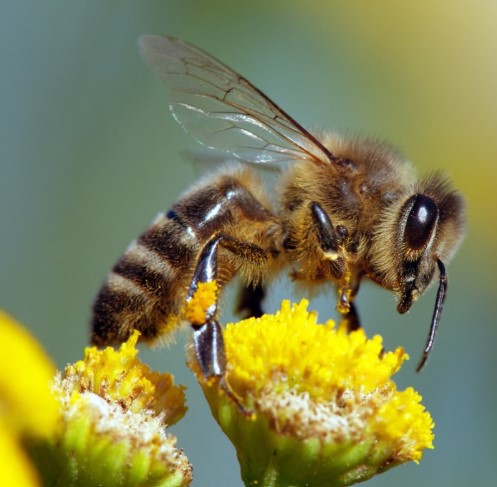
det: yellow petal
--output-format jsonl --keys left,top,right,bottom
{"left": 0, "top": 310, "right": 60, "bottom": 438}
{"left": 0, "top": 426, "right": 40, "bottom": 487}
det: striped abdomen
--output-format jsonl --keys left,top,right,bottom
{"left": 91, "top": 211, "right": 197, "bottom": 345}
{"left": 91, "top": 166, "right": 280, "bottom": 346}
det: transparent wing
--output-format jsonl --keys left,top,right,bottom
{"left": 183, "top": 149, "right": 285, "bottom": 175}
{"left": 138, "top": 35, "right": 336, "bottom": 165}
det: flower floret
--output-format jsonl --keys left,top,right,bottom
{"left": 60, "top": 330, "right": 187, "bottom": 425}
{"left": 223, "top": 299, "right": 408, "bottom": 402}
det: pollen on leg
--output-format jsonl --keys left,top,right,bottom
{"left": 183, "top": 281, "right": 219, "bottom": 325}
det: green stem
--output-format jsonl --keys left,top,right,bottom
{"left": 243, "top": 459, "right": 296, "bottom": 487}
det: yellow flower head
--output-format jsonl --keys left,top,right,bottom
{"left": 48, "top": 330, "right": 192, "bottom": 487}
{"left": 189, "top": 300, "right": 434, "bottom": 487}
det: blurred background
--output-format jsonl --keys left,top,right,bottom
{"left": 1, "top": 1, "right": 496, "bottom": 485}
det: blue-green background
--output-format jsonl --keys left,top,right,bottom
{"left": 2, "top": 1, "right": 496, "bottom": 486}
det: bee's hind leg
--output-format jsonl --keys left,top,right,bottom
{"left": 187, "top": 237, "right": 226, "bottom": 379}
{"left": 186, "top": 236, "right": 261, "bottom": 415}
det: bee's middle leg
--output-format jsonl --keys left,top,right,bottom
{"left": 236, "top": 282, "right": 266, "bottom": 319}
{"left": 344, "top": 301, "right": 361, "bottom": 332}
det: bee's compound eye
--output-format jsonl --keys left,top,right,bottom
{"left": 403, "top": 194, "right": 438, "bottom": 250}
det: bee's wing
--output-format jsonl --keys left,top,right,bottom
{"left": 183, "top": 149, "right": 285, "bottom": 175}
{"left": 139, "top": 35, "right": 336, "bottom": 166}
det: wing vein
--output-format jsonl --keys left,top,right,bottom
{"left": 139, "top": 35, "right": 338, "bottom": 166}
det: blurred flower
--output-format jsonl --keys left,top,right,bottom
{"left": 189, "top": 299, "right": 434, "bottom": 487}
{"left": 0, "top": 310, "right": 61, "bottom": 487}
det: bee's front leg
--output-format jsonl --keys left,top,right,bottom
{"left": 310, "top": 202, "right": 340, "bottom": 259}
{"left": 309, "top": 202, "right": 363, "bottom": 332}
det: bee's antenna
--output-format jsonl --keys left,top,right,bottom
{"left": 416, "top": 259, "right": 447, "bottom": 372}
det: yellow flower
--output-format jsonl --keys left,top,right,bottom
{"left": 189, "top": 300, "right": 434, "bottom": 487}
{"left": 0, "top": 310, "right": 61, "bottom": 487}
{"left": 45, "top": 330, "right": 192, "bottom": 487}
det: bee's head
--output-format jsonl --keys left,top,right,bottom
{"left": 369, "top": 172, "right": 465, "bottom": 369}
{"left": 396, "top": 194, "right": 440, "bottom": 312}
{"left": 395, "top": 175, "right": 465, "bottom": 313}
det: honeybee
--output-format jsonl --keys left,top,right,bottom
{"left": 91, "top": 35, "right": 465, "bottom": 381}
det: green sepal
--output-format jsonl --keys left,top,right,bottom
{"left": 203, "top": 386, "right": 398, "bottom": 487}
